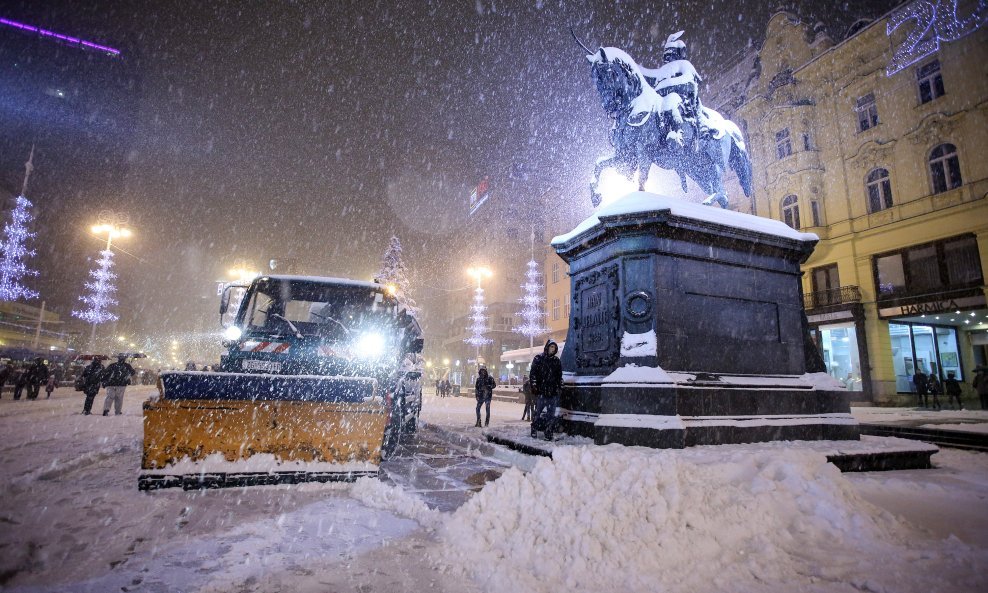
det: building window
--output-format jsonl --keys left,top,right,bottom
{"left": 866, "top": 168, "right": 894, "bottom": 212}
{"left": 551, "top": 262, "right": 560, "bottom": 284}
{"left": 889, "top": 323, "right": 963, "bottom": 393}
{"left": 917, "top": 59, "right": 944, "bottom": 104}
{"left": 775, "top": 128, "right": 793, "bottom": 159}
{"left": 552, "top": 298, "right": 560, "bottom": 321}
{"left": 781, "top": 194, "right": 800, "bottom": 229}
{"left": 563, "top": 301, "right": 569, "bottom": 320}
{"left": 929, "top": 143, "right": 962, "bottom": 194}
{"left": 874, "top": 234, "right": 983, "bottom": 298}
{"left": 855, "top": 93, "right": 879, "bottom": 131}
{"left": 810, "top": 200, "right": 822, "bottom": 226}
{"left": 812, "top": 264, "right": 840, "bottom": 294}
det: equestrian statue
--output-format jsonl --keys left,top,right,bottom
{"left": 574, "top": 30, "right": 753, "bottom": 209}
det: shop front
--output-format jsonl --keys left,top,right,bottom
{"left": 878, "top": 294, "right": 987, "bottom": 394}
{"left": 807, "top": 306, "right": 869, "bottom": 398}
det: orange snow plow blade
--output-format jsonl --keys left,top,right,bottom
{"left": 139, "top": 398, "right": 388, "bottom": 490}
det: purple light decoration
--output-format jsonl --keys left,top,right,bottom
{"left": 0, "top": 17, "right": 121, "bottom": 57}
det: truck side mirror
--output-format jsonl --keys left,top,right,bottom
{"left": 219, "top": 286, "right": 233, "bottom": 328}
{"left": 409, "top": 337, "right": 424, "bottom": 354}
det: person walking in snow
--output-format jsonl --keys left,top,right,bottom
{"left": 521, "top": 375, "right": 534, "bottom": 421}
{"left": 45, "top": 373, "right": 57, "bottom": 399}
{"left": 474, "top": 367, "right": 496, "bottom": 427}
{"left": 25, "top": 357, "right": 49, "bottom": 400}
{"left": 530, "top": 339, "right": 563, "bottom": 441}
{"left": 974, "top": 366, "right": 988, "bottom": 410}
{"left": 0, "top": 362, "right": 12, "bottom": 399}
{"left": 101, "top": 355, "right": 136, "bottom": 416}
{"left": 80, "top": 358, "right": 104, "bottom": 415}
{"left": 927, "top": 373, "right": 942, "bottom": 410}
{"left": 944, "top": 371, "right": 963, "bottom": 410}
{"left": 12, "top": 365, "right": 28, "bottom": 400}
{"left": 913, "top": 369, "right": 929, "bottom": 408}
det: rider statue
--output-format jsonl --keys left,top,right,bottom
{"left": 651, "top": 31, "right": 707, "bottom": 148}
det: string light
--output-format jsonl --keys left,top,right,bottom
{"left": 512, "top": 259, "right": 549, "bottom": 339}
{"left": 0, "top": 195, "right": 40, "bottom": 301}
{"left": 71, "top": 250, "right": 119, "bottom": 324}
{"left": 464, "top": 287, "right": 493, "bottom": 348}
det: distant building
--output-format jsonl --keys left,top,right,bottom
{"left": 546, "top": 2, "right": 988, "bottom": 404}
{"left": 0, "top": 301, "right": 71, "bottom": 353}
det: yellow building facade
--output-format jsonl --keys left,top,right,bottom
{"left": 546, "top": 4, "right": 988, "bottom": 404}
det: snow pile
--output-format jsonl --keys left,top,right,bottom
{"left": 350, "top": 476, "right": 442, "bottom": 529}
{"left": 918, "top": 422, "right": 988, "bottom": 434}
{"left": 552, "top": 191, "right": 819, "bottom": 245}
{"left": 604, "top": 363, "right": 673, "bottom": 384}
{"left": 440, "top": 444, "right": 985, "bottom": 593}
{"left": 620, "top": 329, "right": 657, "bottom": 357}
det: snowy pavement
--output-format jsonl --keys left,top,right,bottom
{"left": 1, "top": 388, "right": 987, "bottom": 592}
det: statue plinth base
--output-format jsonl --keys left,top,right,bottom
{"left": 550, "top": 192, "right": 858, "bottom": 448}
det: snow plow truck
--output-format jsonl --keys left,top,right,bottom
{"left": 139, "top": 275, "right": 423, "bottom": 490}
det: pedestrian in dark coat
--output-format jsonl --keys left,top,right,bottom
{"left": 944, "top": 371, "right": 963, "bottom": 410}
{"left": 521, "top": 375, "right": 534, "bottom": 421}
{"left": 0, "top": 362, "right": 12, "bottom": 399}
{"left": 13, "top": 366, "right": 27, "bottom": 400}
{"left": 25, "top": 358, "right": 49, "bottom": 400}
{"left": 80, "top": 359, "right": 104, "bottom": 415}
{"left": 927, "top": 373, "right": 942, "bottom": 410}
{"left": 530, "top": 339, "right": 563, "bottom": 440}
{"left": 913, "top": 370, "right": 929, "bottom": 407}
{"left": 474, "top": 367, "right": 496, "bottom": 427}
{"left": 974, "top": 367, "right": 988, "bottom": 410}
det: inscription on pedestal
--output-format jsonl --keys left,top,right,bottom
{"left": 574, "top": 265, "right": 620, "bottom": 370}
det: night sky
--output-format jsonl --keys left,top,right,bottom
{"left": 0, "top": 0, "right": 899, "bottom": 344}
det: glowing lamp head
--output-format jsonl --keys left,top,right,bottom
{"left": 222, "top": 326, "right": 243, "bottom": 341}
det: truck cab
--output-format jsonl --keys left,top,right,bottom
{"left": 219, "top": 275, "right": 424, "bottom": 436}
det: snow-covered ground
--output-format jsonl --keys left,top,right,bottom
{"left": 1, "top": 388, "right": 986, "bottom": 592}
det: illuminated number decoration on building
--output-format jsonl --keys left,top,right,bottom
{"left": 887, "top": 0, "right": 987, "bottom": 75}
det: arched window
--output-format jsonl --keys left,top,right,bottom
{"left": 929, "top": 144, "right": 962, "bottom": 193}
{"left": 866, "top": 168, "right": 893, "bottom": 212}
{"left": 781, "top": 194, "right": 800, "bottom": 229}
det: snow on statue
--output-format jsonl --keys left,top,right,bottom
{"left": 572, "top": 29, "right": 753, "bottom": 209}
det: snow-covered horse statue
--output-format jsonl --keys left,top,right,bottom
{"left": 574, "top": 30, "right": 753, "bottom": 209}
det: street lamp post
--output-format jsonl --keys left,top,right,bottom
{"left": 87, "top": 211, "right": 132, "bottom": 351}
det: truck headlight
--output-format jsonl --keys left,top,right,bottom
{"left": 223, "top": 326, "right": 243, "bottom": 341}
{"left": 354, "top": 332, "right": 385, "bottom": 359}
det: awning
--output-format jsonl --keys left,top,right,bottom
{"left": 500, "top": 341, "right": 565, "bottom": 364}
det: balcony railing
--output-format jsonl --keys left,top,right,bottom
{"left": 804, "top": 285, "right": 861, "bottom": 310}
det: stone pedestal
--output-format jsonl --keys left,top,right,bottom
{"left": 551, "top": 192, "right": 859, "bottom": 448}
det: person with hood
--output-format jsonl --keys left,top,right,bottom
{"left": 25, "top": 357, "right": 49, "bottom": 400}
{"left": 101, "top": 355, "right": 136, "bottom": 416}
{"left": 80, "top": 358, "right": 104, "bottom": 415}
{"left": 474, "top": 367, "right": 496, "bottom": 427}
{"left": 530, "top": 339, "right": 563, "bottom": 440}
{"left": 913, "top": 368, "right": 929, "bottom": 408}
{"left": 12, "top": 364, "right": 28, "bottom": 400}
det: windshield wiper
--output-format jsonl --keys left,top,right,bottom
{"left": 270, "top": 313, "right": 304, "bottom": 340}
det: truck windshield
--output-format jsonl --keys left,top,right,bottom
{"left": 241, "top": 279, "right": 393, "bottom": 338}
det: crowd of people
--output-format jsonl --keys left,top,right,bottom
{"left": 0, "top": 355, "right": 140, "bottom": 416}
{"left": 0, "top": 357, "right": 56, "bottom": 401}
{"left": 913, "top": 366, "right": 988, "bottom": 410}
